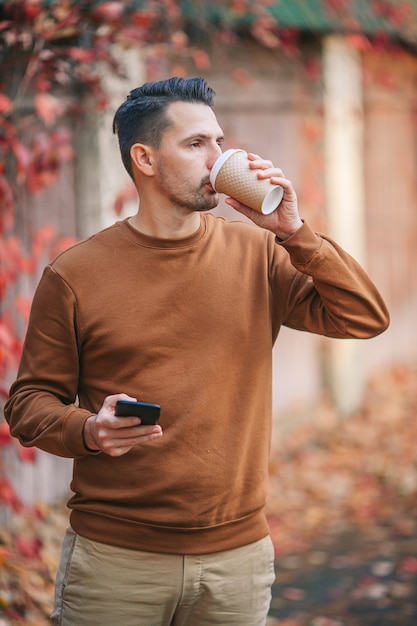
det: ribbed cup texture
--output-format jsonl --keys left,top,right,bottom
{"left": 214, "top": 151, "right": 276, "bottom": 213}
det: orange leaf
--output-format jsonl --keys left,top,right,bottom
{"left": 192, "top": 49, "right": 211, "bottom": 70}
{"left": 346, "top": 34, "right": 372, "bottom": 51}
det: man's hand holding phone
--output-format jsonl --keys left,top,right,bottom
{"left": 83, "top": 393, "right": 162, "bottom": 457}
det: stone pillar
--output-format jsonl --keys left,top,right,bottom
{"left": 323, "top": 35, "right": 367, "bottom": 416}
{"left": 75, "top": 47, "right": 144, "bottom": 238}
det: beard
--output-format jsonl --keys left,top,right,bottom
{"left": 156, "top": 160, "right": 219, "bottom": 212}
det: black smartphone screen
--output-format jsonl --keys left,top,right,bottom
{"left": 114, "top": 400, "right": 161, "bottom": 425}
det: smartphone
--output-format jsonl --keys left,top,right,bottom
{"left": 115, "top": 400, "right": 161, "bottom": 425}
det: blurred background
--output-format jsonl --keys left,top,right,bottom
{"left": 0, "top": 1, "right": 417, "bottom": 624}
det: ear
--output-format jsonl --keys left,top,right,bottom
{"left": 130, "top": 143, "right": 155, "bottom": 177}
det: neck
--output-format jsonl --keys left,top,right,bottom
{"left": 129, "top": 207, "right": 201, "bottom": 240}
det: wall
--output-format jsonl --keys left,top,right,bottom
{"left": 363, "top": 47, "right": 417, "bottom": 369}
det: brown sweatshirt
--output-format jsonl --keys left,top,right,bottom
{"left": 4, "top": 214, "right": 389, "bottom": 554}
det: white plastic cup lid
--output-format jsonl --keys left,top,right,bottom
{"left": 209, "top": 149, "right": 245, "bottom": 189}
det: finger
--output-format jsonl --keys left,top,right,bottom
{"left": 103, "top": 392, "right": 137, "bottom": 412}
{"left": 256, "top": 168, "right": 286, "bottom": 180}
{"left": 247, "top": 153, "right": 274, "bottom": 169}
{"left": 104, "top": 427, "right": 163, "bottom": 457}
{"left": 112, "top": 415, "right": 142, "bottom": 429}
{"left": 270, "top": 178, "right": 296, "bottom": 200}
{"left": 249, "top": 159, "right": 274, "bottom": 170}
{"left": 117, "top": 423, "right": 162, "bottom": 438}
{"left": 247, "top": 152, "right": 263, "bottom": 162}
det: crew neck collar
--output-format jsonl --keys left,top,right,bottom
{"left": 117, "top": 214, "right": 209, "bottom": 249}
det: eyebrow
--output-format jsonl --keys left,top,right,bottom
{"left": 182, "top": 133, "right": 225, "bottom": 143}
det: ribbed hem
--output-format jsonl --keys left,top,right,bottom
{"left": 70, "top": 508, "right": 270, "bottom": 555}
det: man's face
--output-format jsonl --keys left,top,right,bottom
{"left": 152, "top": 101, "right": 225, "bottom": 213}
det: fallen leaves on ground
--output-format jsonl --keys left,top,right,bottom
{"left": 0, "top": 504, "right": 68, "bottom": 625}
{"left": 266, "top": 364, "right": 417, "bottom": 558}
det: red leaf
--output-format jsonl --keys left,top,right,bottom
{"left": 0, "top": 421, "right": 12, "bottom": 447}
{"left": 49, "top": 236, "right": 78, "bottom": 260}
{"left": 0, "top": 477, "right": 22, "bottom": 512}
{"left": 303, "top": 59, "right": 321, "bottom": 81}
{"left": 14, "top": 295, "right": 32, "bottom": 323}
{"left": 27, "top": 144, "right": 60, "bottom": 193}
{"left": 16, "top": 442, "right": 37, "bottom": 463}
{"left": 398, "top": 556, "right": 417, "bottom": 574}
{"left": 16, "top": 536, "right": 42, "bottom": 559}
{"left": 30, "top": 225, "right": 56, "bottom": 267}
{"left": 34, "top": 224, "right": 56, "bottom": 245}
{"left": 0, "top": 320, "right": 22, "bottom": 368}
{"left": 34, "top": 77, "right": 52, "bottom": 92}
{"left": 92, "top": 1, "right": 124, "bottom": 23}
{"left": 68, "top": 47, "right": 97, "bottom": 63}
{"left": 11, "top": 140, "right": 31, "bottom": 183}
{"left": 0, "top": 93, "right": 13, "bottom": 114}
{"left": 0, "top": 174, "right": 15, "bottom": 233}
{"left": 0, "top": 21, "right": 13, "bottom": 33}
{"left": 23, "top": 1, "right": 43, "bottom": 21}
{"left": 131, "top": 11, "right": 153, "bottom": 29}
{"left": 0, "top": 382, "right": 10, "bottom": 401}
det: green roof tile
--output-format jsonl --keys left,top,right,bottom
{"left": 267, "top": 0, "right": 417, "bottom": 41}
{"left": 268, "top": 0, "right": 417, "bottom": 35}
{"left": 179, "top": 0, "right": 417, "bottom": 48}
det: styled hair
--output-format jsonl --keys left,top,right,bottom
{"left": 112, "top": 76, "right": 216, "bottom": 179}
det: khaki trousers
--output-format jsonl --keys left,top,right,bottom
{"left": 51, "top": 528, "right": 275, "bottom": 626}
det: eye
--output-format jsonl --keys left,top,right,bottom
{"left": 190, "top": 141, "right": 202, "bottom": 148}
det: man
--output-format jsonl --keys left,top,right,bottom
{"left": 4, "top": 76, "right": 389, "bottom": 625}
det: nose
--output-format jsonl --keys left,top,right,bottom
{"left": 208, "top": 143, "right": 222, "bottom": 169}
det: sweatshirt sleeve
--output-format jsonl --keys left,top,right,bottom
{"left": 272, "top": 222, "right": 390, "bottom": 338}
{"left": 4, "top": 266, "right": 95, "bottom": 458}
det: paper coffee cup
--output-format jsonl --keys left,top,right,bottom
{"left": 210, "top": 149, "right": 284, "bottom": 215}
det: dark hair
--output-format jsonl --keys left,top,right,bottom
{"left": 113, "top": 76, "right": 216, "bottom": 179}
